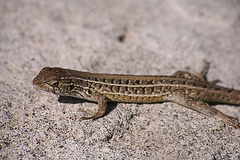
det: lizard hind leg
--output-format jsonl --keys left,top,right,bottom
{"left": 199, "top": 60, "right": 220, "bottom": 84}
{"left": 166, "top": 90, "right": 240, "bottom": 129}
{"left": 172, "top": 60, "right": 220, "bottom": 84}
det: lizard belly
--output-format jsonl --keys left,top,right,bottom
{"left": 103, "top": 93, "right": 167, "bottom": 103}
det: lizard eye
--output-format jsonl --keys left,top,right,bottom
{"left": 50, "top": 81, "right": 59, "bottom": 87}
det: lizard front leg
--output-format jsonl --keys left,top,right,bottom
{"left": 81, "top": 92, "right": 108, "bottom": 120}
{"left": 166, "top": 90, "right": 240, "bottom": 129}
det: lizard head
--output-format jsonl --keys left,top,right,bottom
{"left": 33, "top": 67, "right": 74, "bottom": 95}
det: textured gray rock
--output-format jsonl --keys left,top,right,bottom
{"left": 1, "top": 0, "right": 240, "bottom": 159}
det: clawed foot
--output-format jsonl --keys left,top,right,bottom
{"left": 219, "top": 115, "right": 240, "bottom": 129}
{"left": 79, "top": 108, "right": 105, "bottom": 120}
{"left": 79, "top": 108, "right": 98, "bottom": 120}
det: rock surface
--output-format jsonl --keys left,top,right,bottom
{"left": 1, "top": 0, "right": 240, "bottom": 159}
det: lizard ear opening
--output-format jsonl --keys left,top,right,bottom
{"left": 69, "top": 84, "right": 74, "bottom": 91}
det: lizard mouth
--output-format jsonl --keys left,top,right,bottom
{"left": 32, "top": 75, "right": 40, "bottom": 86}
{"left": 33, "top": 82, "right": 54, "bottom": 92}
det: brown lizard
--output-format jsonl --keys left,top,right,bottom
{"left": 33, "top": 62, "right": 240, "bottom": 128}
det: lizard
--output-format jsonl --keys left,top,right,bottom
{"left": 32, "top": 62, "right": 240, "bottom": 128}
